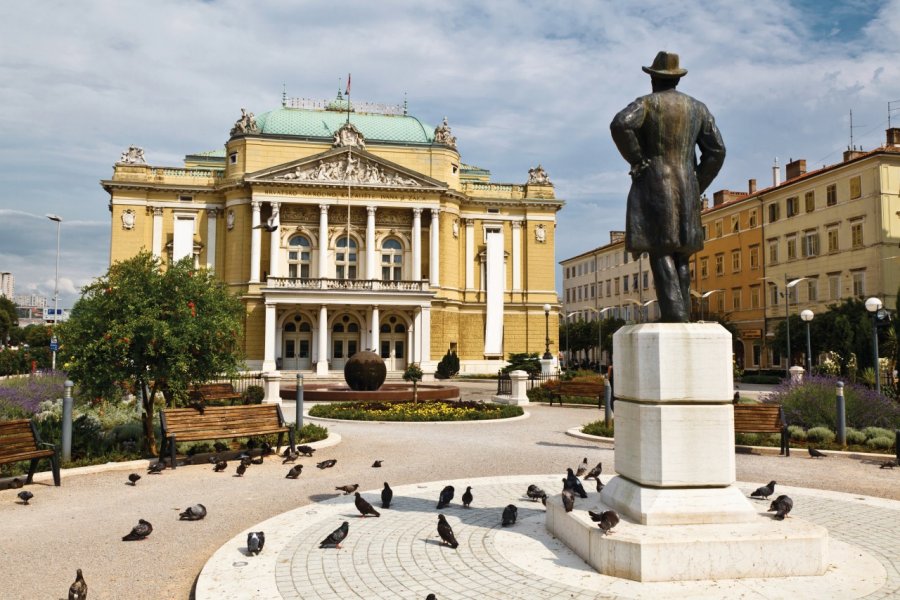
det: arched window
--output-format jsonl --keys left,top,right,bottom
{"left": 299, "top": 322, "right": 311, "bottom": 332}
{"left": 284, "top": 322, "right": 296, "bottom": 332}
{"left": 288, "top": 236, "right": 311, "bottom": 279}
{"left": 381, "top": 238, "right": 403, "bottom": 281}
{"left": 380, "top": 324, "right": 390, "bottom": 333}
{"left": 394, "top": 324, "right": 406, "bottom": 333}
{"left": 336, "top": 237, "right": 357, "bottom": 279}
{"left": 332, "top": 323, "right": 345, "bottom": 333}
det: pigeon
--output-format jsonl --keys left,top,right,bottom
{"left": 247, "top": 531, "right": 265, "bottom": 555}
{"left": 426, "top": 595, "right": 437, "bottom": 600}
{"left": 246, "top": 438, "right": 259, "bottom": 451}
{"left": 122, "top": 519, "right": 153, "bottom": 541}
{"left": 595, "top": 478, "right": 604, "bottom": 493}
{"left": 588, "top": 510, "right": 604, "bottom": 522}
{"left": 354, "top": 492, "right": 381, "bottom": 517}
{"left": 187, "top": 400, "right": 205, "bottom": 414}
{"left": 9, "top": 478, "right": 23, "bottom": 489}
{"left": 319, "top": 521, "right": 349, "bottom": 549}
{"left": 584, "top": 462, "right": 603, "bottom": 481}
{"left": 437, "top": 514, "right": 459, "bottom": 549}
{"left": 286, "top": 465, "right": 303, "bottom": 479}
{"left": 128, "top": 473, "right": 141, "bottom": 486}
{"left": 502, "top": 504, "right": 517, "bottom": 527}
{"left": 17, "top": 490, "right": 33, "bottom": 505}
{"left": 462, "top": 486, "right": 473, "bottom": 508}
{"left": 381, "top": 482, "right": 393, "bottom": 509}
{"left": 213, "top": 460, "right": 228, "bottom": 472}
{"left": 148, "top": 462, "right": 165, "bottom": 474}
{"left": 239, "top": 454, "right": 252, "bottom": 467}
{"left": 250, "top": 456, "right": 265, "bottom": 465}
{"left": 213, "top": 442, "right": 229, "bottom": 453}
{"left": 750, "top": 481, "right": 776, "bottom": 500}
{"left": 68, "top": 568, "right": 87, "bottom": 600}
{"left": 260, "top": 441, "right": 273, "bottom": 456}
{"left": 372, "top": 460, "right": 383, "bottom": 468}
{"left": 235, "top": 462, "right": 247, "bottom": 477}
{"left": 879, "top": 460, "right": 897, "bottom": 469}
{"left": 282, "top": 451, "right": 299, "bottom": 464}
{"left": 179, "top": 503, "right": 207, "bottom": 521}
{"left": 566, "top": 468, "right": 588, "bottom": 498}
{"left": 597, "top": 510, "right": 620, "bottom": 535}
{"left": 317, "top": 459, "right": 337, "bottom": 469}
{"left": 297, "top": 445, "right": 316, "bottom": 456}
{"left": 336, "top": 483, "right": 359, "bottom": 495}
{"left": 253, "top": 215, "right": 279, "bottom": 232}
{"left": 575, "top": 457, "right": 589, "bottom": 478}
{"left": 561, "top": 479, "right": 575, "bottom": 512}
{"left": 526, "top": 484, "right": 547, "bottom": 502}
{"left": 768, "top": 495, "right": 793, "bottom": 520}
{"left": 437, "top": 485, "right": 455, "bottom": 509}
{"left": 808, "top": 447, "right": 827, "bottom": 458}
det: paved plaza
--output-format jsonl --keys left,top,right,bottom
{"left": 1, "top": 382, "right": 898, "bottom": 599}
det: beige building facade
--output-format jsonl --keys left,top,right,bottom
{"left": 102, "top": 95, "right": 562, "bottom": 376}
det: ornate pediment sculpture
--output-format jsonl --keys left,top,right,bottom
{"left": 527, "top": 164, "right": 551, "bottom": 185}
{"left": 332, "top": 122, "right": 366, "bottom": 149}
{"left": 273, "top": 153, "right": 425, "bottom": 188}
{"left": 118, "top": 146, "right": 146, "bottom": 164}
{"left": 433, "top": 117, "right": 457, "bottom": 150}
{"left": 230, "top": 108, "right": 259, "bottom": 137}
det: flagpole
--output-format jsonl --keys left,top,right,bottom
{"left": 345, "top": 74, "right": 352, "bottom": 281}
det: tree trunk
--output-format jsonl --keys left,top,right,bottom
{"left": 413, "top": 380, "right": 418, "bottom": 404}
{"left": 140, "top": 379, "right": 158, "bottom": 456}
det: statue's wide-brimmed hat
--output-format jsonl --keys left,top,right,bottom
{"left": 642, "top": 51, "right": 687, "bottom": 79}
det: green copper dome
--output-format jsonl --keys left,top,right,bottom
{"left": 254, "top": 106, "right": 435, "bottom": 144}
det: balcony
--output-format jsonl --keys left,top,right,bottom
{"left": 266, "top": 277, "right": 430, "bottom": 292}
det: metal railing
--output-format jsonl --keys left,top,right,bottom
{"left": 266, "top": 277, "right": 430, "bottom": 292}
{"left": 496, "top": 371, "right": 511, "bottom": 395}
{"left": 200, "top": 372, "right": 264, "bottom": 396}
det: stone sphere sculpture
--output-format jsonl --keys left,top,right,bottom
{"left": 344, "top": 351, "right": 387, "bottom": 391}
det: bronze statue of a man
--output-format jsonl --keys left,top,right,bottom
{"left": 610, "top": 51, "right": 725, "bottom": 322}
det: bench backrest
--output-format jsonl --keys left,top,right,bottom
{"left": 194, "top": 383, "right": 237, "bottom": 394}
{"left": 0, "top": 419, "right": 41, "bottom": 457}
{"left": 733, "top": 404, "right": 784, "bottom": 432}
{"left": 161, "top": 404, "right": 284, "bottom": 437}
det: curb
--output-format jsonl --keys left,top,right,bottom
{"left": 565, "top": 427, "right": 613, "bottom": 444}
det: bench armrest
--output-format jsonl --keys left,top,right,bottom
{"left": 38, "top": 442, "right": 57, "bottom": 449}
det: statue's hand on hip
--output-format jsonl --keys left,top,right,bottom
{"left": 629, "top": 159, "right": 650, "bottom": 179}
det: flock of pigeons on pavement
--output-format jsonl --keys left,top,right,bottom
{"left": 9, "top": 439, "right": 898, "bottom": 599}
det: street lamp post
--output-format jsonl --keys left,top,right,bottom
{"left": 564, "top": 312, "right": 576, "bottom": 370}
{"left": 589, "top": 307, "right": 613, "bottom": 368}
{"left": 700, "top": 289, "right": 721, "bottom": 322}
{"left": 783, "top": 276, "right": 808, "bottom": 378}
{"left": 865, "top": 297, "right": 883, "bottom": 395}
{"left": 542, "top": 303, "right": 552, "bottom": 360}
{"left": 642, "top": 299, "right": 657, "bottom": 323}
{"left": 800, "top": 309, "right": 814, "bottom": 374}
{"left": 47, "top": 214, "right": 62, "bottom": 371}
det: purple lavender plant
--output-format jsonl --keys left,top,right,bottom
{"left": 0, "top": 371, "right": 68, "bottom": 415}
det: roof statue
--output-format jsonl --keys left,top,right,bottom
{"left": 118, "top": 146, "right": 145, "bottom": 165}
{"left": 527, "top": 164, "right": 551, "bottom": 185}
{"left": 610, "top": 51, "right": 725, "bottom": 322}
{"left": 433, "top": 117, "right": 457, "bottom": 149}
{"left": 332, "top": 121, "right": 366, "bottom": 149}
{"left": 230, "top": 108, "right": 259, "bottom": 137}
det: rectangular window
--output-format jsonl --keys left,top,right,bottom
{"left": 716, "top": 294, "right": 724, "bottom": 313}
{"left": 623, "top": 277, "right": 629, "bottom": 292}
{"left": 731, "top": 250, "right": 741, "bottom": 272}
{"left": 750, "top": 285, "right": 761, "bottom": 309}
{"left": 786, "top": 236, "right": 797, "bottom": 260}
{"left": 285, "top": 340, "right": 295, "bottom": 359}
{"left": 702, "top": 225, "right": 709, "bottom": 240}
{"left": 768, "top": 202, "right": 780, "bottom": 223}
{"left": 807, "top": 279, "right": 818, "bottom": 302}
{"left": 606, "top": 280, "right": 611, "bottom": 296}
{"left": 827, "top": 227, "right": 839, "bottom": 253}
{"left": 715, "top": 220, "right": 723, "bottom": 238}
{"left": 732, "top": 288, "right": 742, "bottom": 311}
{"left": 752, "top": 344, "right": 761, "bottom": 367}
{"left": 643, "top": 271, "right": 649, "bottom": 289}
{"left": 380, "top": 341, "right": 390, "bottom": 359}
{"left": 826, "top": 184, "right": 837, "bottom": 206}
{"left": 172, "top": 216, "right": 194, "bottom": 262}
{"left": 851, "top": 221, "right": 863, "bottom": 248}
{"left": 333, "top": 340, "right": 343, "bottom": 359}
{"left": 786, "top": 196, "right": 799, "bottom": 217}
{"left": 749, "top": 245, "right": 760, "bottom": 270}
{"left": 852, "top": 271, "right": 865, "bottom": 297}
{"left": 802, "top": 231, "right": 819, "bottom": 257}
{"left": 850, "top": 176, "right": 861, "bottom": 199}
{"left": 229, "top": 152, "right": 237, "bottom": 165}
{"left": 299, "top": 340, "right": 310, "bottom": 358}
{"left": 804, "top": 191, "right": 815, "bottom": 212}
{"left": 768, "top": 241, "right": 779, "bottom": 264}
{"left": 787, "top": 284, "right": 798, "bottom": 303}
{"left": 770, "top": 284, "right": 780, "bottom": 306}
{"left": 715, "top": 254, "right": 724, "bottom": 276}
{"left": 731, "top": 215, "right": 740, "bottom": 233}
{"left": 614, "top": 278, "right": 620, "bottom": 295}
{"left": 749, "top": 209, "right": 758, "bottom": 228}
{"left": 700, "top": 257, "right": 709, "bottom": 279}
{"left": 829, "top": 274, "right": 841, "bottom": 300}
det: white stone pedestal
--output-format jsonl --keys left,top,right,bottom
{"left": 547, "top": 323, "right": 828, "bottom": 581}
{"left": 262, "top": 371, "right": 282, "bottom": 404}
{"left": 492, "top": 369, "right": 530, "bottom": 405}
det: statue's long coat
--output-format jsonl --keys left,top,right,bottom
{"left": 610, "top": 90, "right": 725, "bottom": 256}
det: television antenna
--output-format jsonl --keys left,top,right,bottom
{"left": 889, "top": 100, "right": 900, "bottom": 129}
{"left": 849, "top": 109, "right": 865, "bottom": 151}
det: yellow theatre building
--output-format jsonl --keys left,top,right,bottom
{"left": 101, "top": 93, "right": 562, "bottom": 377}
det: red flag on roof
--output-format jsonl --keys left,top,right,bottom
{"left": 345, "top": 73, "right": 351, "bottom": 96}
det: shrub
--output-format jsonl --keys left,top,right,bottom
{"left": 863, "top": 426, "right": 895, "bottom": 441}
{"left": 503, "top": 352, "right": 541, "bottom": 376}
{"left": 736, "top": 433, "right": 761, "bottom": 445}
{"left": 403, "top": 363, "right": 423, "bottom": 383}
{"left": 308, "top": 400, "right": 522, "bottom": 422}
{"left": 866, "top": 436, "right": 895, "bottom": 450}
{"left": 243, "top": 385, "right": 264, "bottom": 404}
{"left": 767, "top": 375, "right": 900, "bottom": 430}
{"left": 436, "top": 350, "right": 460, "bottom": 379}
{"left": 740, "top": 375, "right": 783, "bottom": 385}
{"left": 845, "top": 428, "right": 867, "bottom": 445}
{"left": 787, "top": 425, "right": 807, "bottom": 441}
{"left": 806, "top": 426, "right": 836, "bottom": 444}
{"left": 0, "top": 372, "right": 68, "bottom": 415}
{"left": 526, "top": 387, "right": 552, "bottom": 403}
{"left": 582, "top": 419, "right": 614, "bottom": 437}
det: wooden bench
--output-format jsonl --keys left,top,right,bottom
{"left": 543, "top": 380, "right": 606, "bottom": 408}
{"left": 733, "top": 404, "right": 789, "bottom": 456}
{"left": 159, "top": 404, "right": 294, "bottom": 468}
{"left": 189, "top": 382, "right": 242, "bottom": 406}
{"left": 0, "top": 419, "right": 60, "bottom": 486}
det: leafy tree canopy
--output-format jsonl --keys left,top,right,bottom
{"left": 0, "top": 296, "right": 17, "bottom": 342}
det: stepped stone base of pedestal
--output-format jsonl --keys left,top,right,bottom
{"left": 600, "top": 475, "right": 757, "bottom": 525}
{"left": 546, "top": 494, "right": 829, "bottom": 582}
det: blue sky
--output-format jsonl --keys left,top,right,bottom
{"left": 1, "top": 0, "right": 898, "bottom": 307}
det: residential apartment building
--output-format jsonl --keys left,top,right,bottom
{"left": 0, "top": 272, "right": 13, "bottom": 299}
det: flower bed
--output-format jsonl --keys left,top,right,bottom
{"left": 581, "top": 419, "right": 614, "bottom": 437}
{"left": 308, "top": 400, "right": 523, "bottom": 421}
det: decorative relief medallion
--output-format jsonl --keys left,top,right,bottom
{"left": 230, "top": 108, "right": 259, "bottom": 137}
{"left": 535, "top": 223, "right": 547, "bottom": 243}
{"left": 452, "top": 219, "right": 459, "bottom": 238}
{"left": 433, "top": 117, "right": 457, "bottom": 150}
{"left": 118, "top": 146, "right": 145, "bottom": 164}
{"left": 121, "top": 209, "right": 136, "bottom": 230}
{"left": 527, "top": 164, "right": 551, "bottom": 184}
{"left": 332, "top": 122, "right": 366, "bottom": 149}
{"left": 272, "top": 152, "right": 424, "bottom": 188}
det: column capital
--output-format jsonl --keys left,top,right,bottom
{"left": 206, "top": 208, "right": 219, "bottom": 218}
{"left": 270, "top": 201, "right": 281, "bottom": 210}
{"left": 412, "top": 207, "right": 423, "bottom": 217}
{"left": 265, "top": 301, "right": 277, "bottom": 309}
{"left": 251, "top": 199, "right": 261, "bottom": 210}
{"left": 152, "top": 207, "right": 164, "bottom": 217}
{"left": 430, "top": 207, "right": 441, "bottom": 218}
{"left": 511, "top": 219, "right": 523, "bottom": 230}
{"left": 366, "top": 205, "right": 378, "bottom": 216}
{"left": 320, "top": 204, "right": 330, "bottom": 215}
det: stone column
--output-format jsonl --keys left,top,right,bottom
{"left": 151, "top": 207, "right": 164, "bottom": 258}
{"left": 262, "top": 371, "right": 282, "bottom": 405}
{"left": 420, "top": 305, "right": 431, "bottom": 364}
{"left": 412, "top": 208, "right": 422, "bottom": 280}
{"left": 205, "top": 209, "right": 217, "bottom": 270}
{"left": 465, "top": 219, "right": 475, "bottom": 290}
{"left": 370, "top": 305, "right": 380, "bottom": 353}
{"left": 262, "top": 302, "right": 277, "bottom": 372}
{"left": 318, "top": 204, "right": 329, "bottom": 279}
{"left": 366, "top": 206, "right": 377, "bottom": 280}
{"left": 316, "top": 305, "right": 329, "bottom": 376}
{"left": 429, "top": 208, "right": 440, "bottom": 286}
{"left": 511, "top": 219, "right": 522, "bottom": 291}
{"left": 412, "top": 308, "right": 422, "bottom": 363}
{"left": 267, "top": 202, "right": 280, "bottom": 280}
{"left": 250, "top": 200, "right": 261, "bottom": 283}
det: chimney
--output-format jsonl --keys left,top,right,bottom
{"left": 748, "top": 178, "right": 757, "bottom": 194}
{"left": 610, "top": 231, "right": 625, "bottom": 244}
{"left": 713, "top": 190, "right": 744, "bottom": 206}
{"left": 886, "top": 128, "right": 900, "bottom": 147}
{"left": 772, "top": 158, "right": 781, "bottom": 186}
{"left": 843, "top": 147, "right": 866, "bottom": 162}
{"left": 785, "top": 158, "right": 806, "bottom": 180}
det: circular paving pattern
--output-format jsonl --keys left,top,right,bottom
{"left": 196, "top": 475, "right": 900, "bottom": 600}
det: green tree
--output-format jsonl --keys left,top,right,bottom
{"left": 0, "top": 296, "right": 17, "bottom": 343}
{"left": 59, "top": 252, "right": 245, "bottom": 454}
